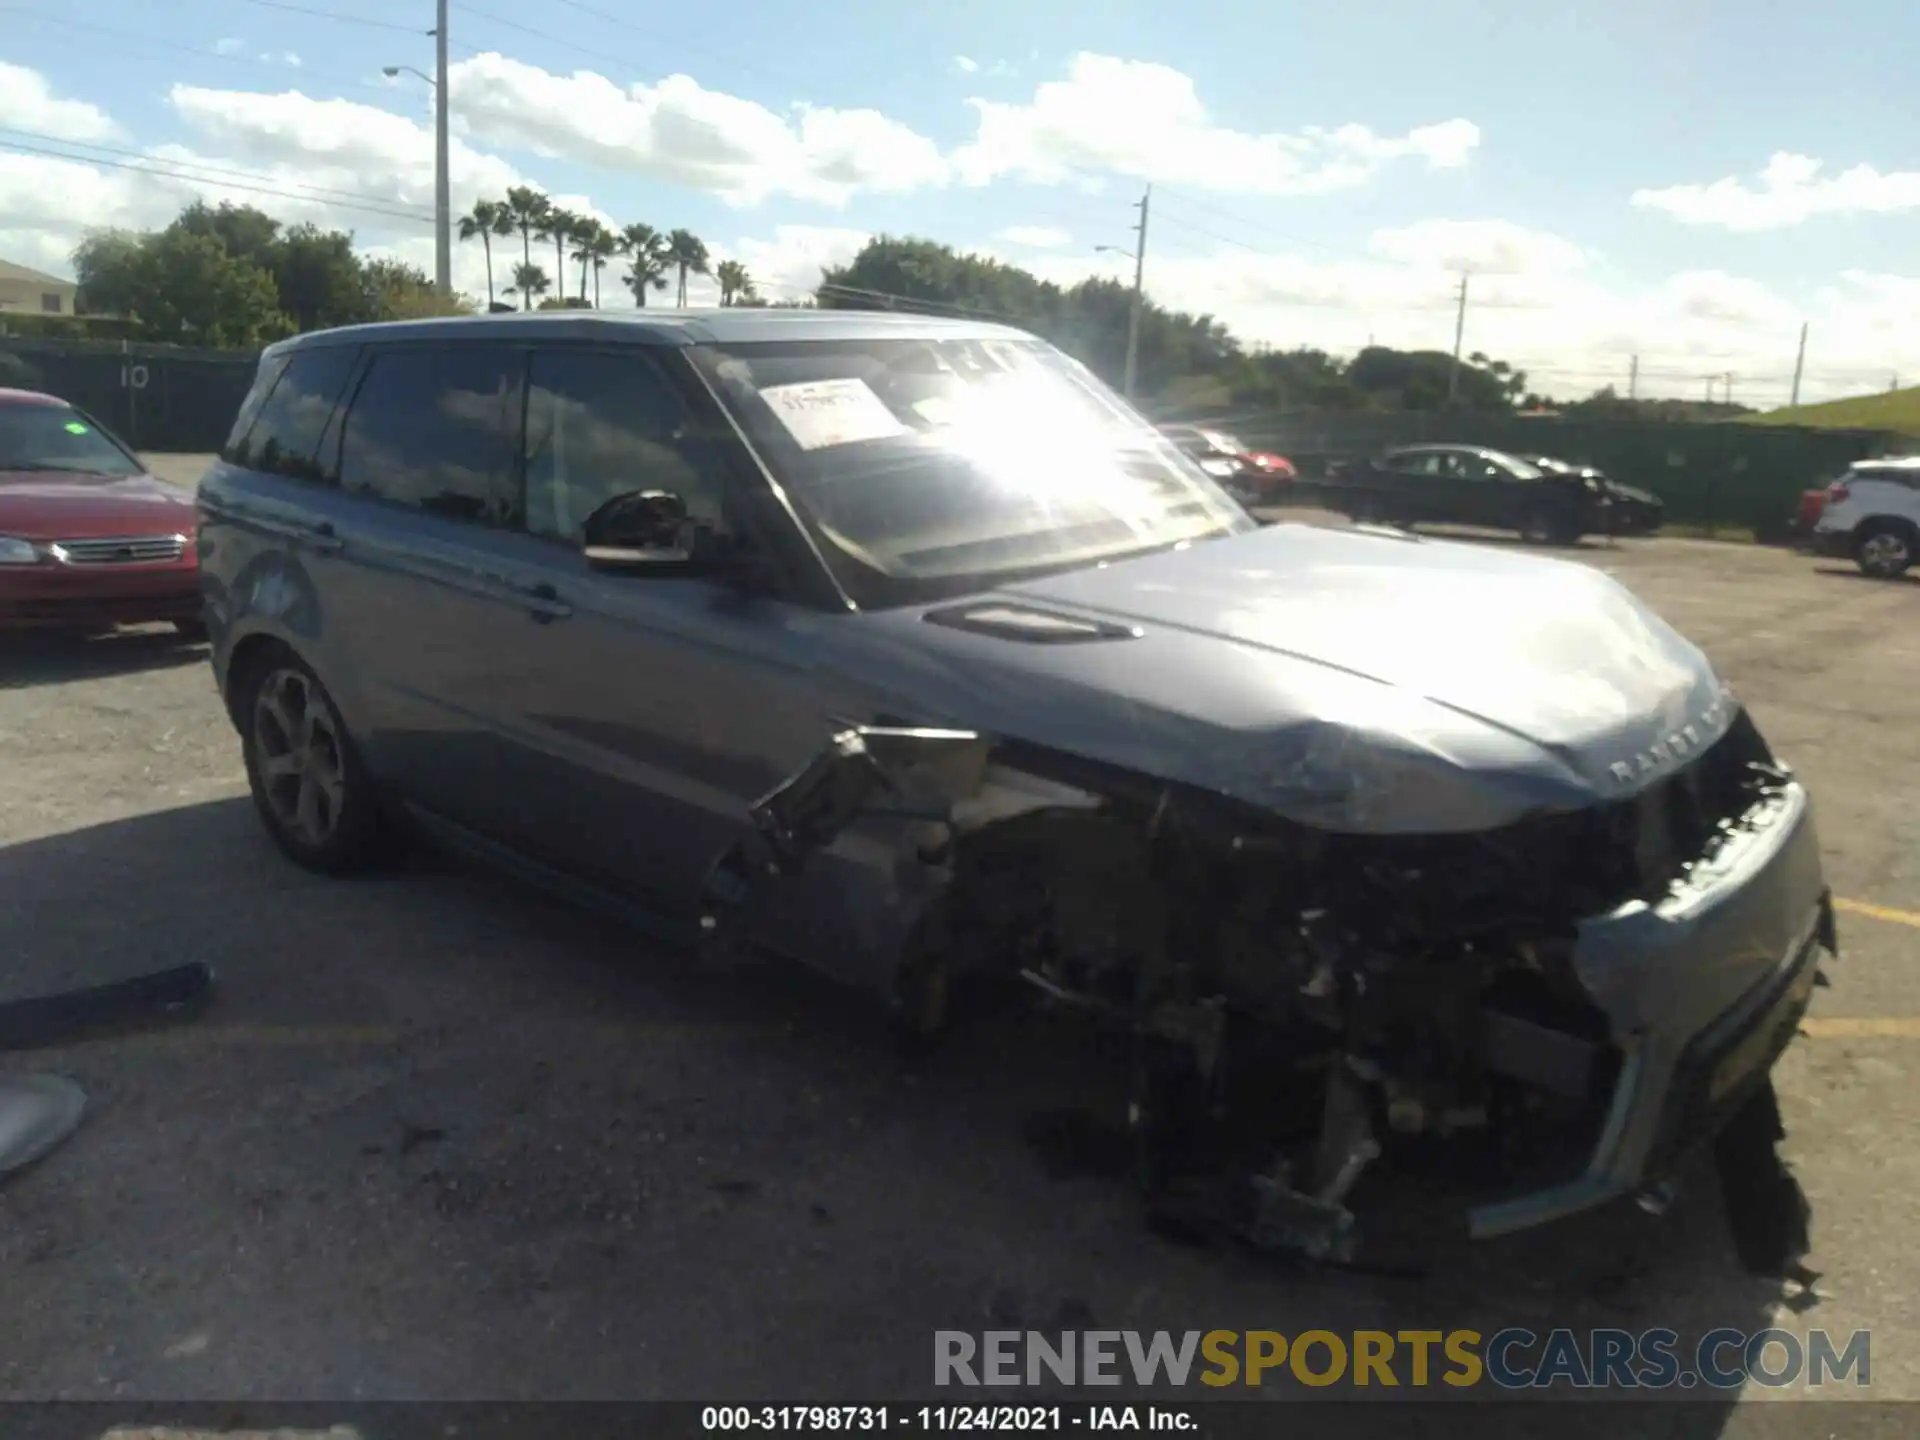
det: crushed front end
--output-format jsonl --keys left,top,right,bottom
{"left": 702, "top": 705, "right": 1835, "bottom": 1275}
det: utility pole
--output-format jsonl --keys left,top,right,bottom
{"left": 433, "top": 0, "right": 451, "bottom": 297}
{"left": 1724, "top": 372, "right": 1734, "bottom": 406}
{"left": 1789, "top": 322, "right": 1807, "bottom": 407}
{"left": 1628, "top": 355, "right": 1638, "bottom": 400}
{"left": 1121, "top": 185, "right": 1150, "bottom": 401}
{"left": 1446, "top": 273, "right": 1469, "bottom": 404}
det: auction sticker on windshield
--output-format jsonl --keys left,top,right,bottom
{"left": 759, "top": 378, "right": 908, "bottom": 451}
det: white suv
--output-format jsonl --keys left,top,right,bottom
{"left": 1810, "top": 456, "right": 1920, "bottom": 579}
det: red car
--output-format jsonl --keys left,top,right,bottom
{"left": 0, "top": 388, "right": 203, "bottom": 635}
{"left": 1157, "top": 424, "right": 1297, "bottom": 503}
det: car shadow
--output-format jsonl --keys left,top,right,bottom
{"left": 0, "top": 626, "right": 206, "bottom": 690}
{"left": 0, "top": 798, "right": 1797, "bottom": 1418}
{"left": 1810, "top": 564, "right": 1920, "bottom": 586}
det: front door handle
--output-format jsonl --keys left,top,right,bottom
{"left": 303, "top": 520, "right": 344, "bottom": 554}
{"left": 514, "top": 580, "right": 572, "bottom": 623}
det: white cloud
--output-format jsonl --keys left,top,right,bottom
{"left": 213, "top": 38, "right": 247, "bottom": 57}
{"left": 997, "top": 225, "right": 1072, "bottom": 248}
{"left": 0, "top": 60, "right": 119, "bottom": 142}
{"left": 442, "top": 52, "right": 948, "bottom": 207}
{"left": 1633, "top": 152, "right": 1920, "bottom": 231}
{"left": 953, "top": 53, "right": 1479, "bottom": 193}
{"left": 953, "top": 56, "right": 980, "bottom": 75}
{"left": 281, "top": 53, "right": 303, "bottom": 69}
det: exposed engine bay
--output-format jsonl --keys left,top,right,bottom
{"left": 700, "top": 712, "right": 1832, "bottom": 1276}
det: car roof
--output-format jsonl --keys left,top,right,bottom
{"left": 0, "top": 387, "right": 69, "bottom": 407}
{"left": 266, "top": 307, "right": 1037, "bottom": 359}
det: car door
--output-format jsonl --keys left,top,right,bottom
{"left": 1379, "top": 449, "right": 1448, "bottom": 521}
{"left": 469, "top": 344, "right": 853, "bottom": 917}
{"left": 321, "top": 341, "right": 531, "bottom": 835}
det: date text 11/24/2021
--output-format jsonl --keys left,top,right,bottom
{"left": 701, "top": 1407, "right": 1198, "bottom": 1432}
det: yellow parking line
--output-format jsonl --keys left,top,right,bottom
{"left": 1835, "top": 896, "right": 1920, "bottom": 929}
{"left": 1801, "top": 1017, "right": 1920, "bottom": 1039}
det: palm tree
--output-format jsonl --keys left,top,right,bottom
{"left": 457, "top": 199, "right": 513, "bottom": 309}
{"left": 619, "top": 223, "right": 671, "bottom": 307}
{"left": 714, "top": 259, "right": 751, "bottom": 306}
{"left": 501, "top": 186, "right": 550, "bottom": 309}
{"left": 664, "top": 228, "right": 710, "bottom": 307}
{"left": 504, "top": 261, "right": 550, "bottom": 309}
{"left": 538, "top": 207, "right": 580, "bottom": 300}
{"left": 572, "top": 223, "right": 621, "bottom": 307}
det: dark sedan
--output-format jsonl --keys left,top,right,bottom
{"left": 1323, "top": 443, "right": 1611, "bottom": 545}
{"left": 0, "top": 388, "right": 203, "bottom": 634}
{"left": 1527, "top": 454, "right": 1665, "bottom": 535}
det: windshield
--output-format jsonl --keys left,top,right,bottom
{"left": 1489, "top": 453, "right": 1543, "bottom": 479}
{"left": 0, "top": 403, "right": 143, "bottom": 478}
{"left": 689, "top": 335, "right": 1253, "bottom": 605}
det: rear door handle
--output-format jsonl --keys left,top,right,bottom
{"left": 513, "top": 579, "right": 573, "bottom": 623}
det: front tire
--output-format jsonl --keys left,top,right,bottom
{"left": 1856, "top": 521, "right": 1914, "bottom": 579}
{"left": 1520, "top": 508, "right": 1580, "bottom": 546}
{"left": 238, "top": 653, "right": 387, "bottom": 874}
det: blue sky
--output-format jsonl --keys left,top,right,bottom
{"left": 4, "top": 0, "right": 1919, "bottom": 401}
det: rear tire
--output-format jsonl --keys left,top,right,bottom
{"left": 1855, "top": 521, "right": 1914, "bottom": 579}
{"left": 237, "top": 651, "right": 388, "bottom": 874}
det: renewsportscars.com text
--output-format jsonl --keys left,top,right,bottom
{"left": 934, "top": 1328, "right": 1871, "bottom": 1390}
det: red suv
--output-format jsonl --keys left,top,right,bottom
{"left": 0, "top": 388, "right": 203, "bottom": 635}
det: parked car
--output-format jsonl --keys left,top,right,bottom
{"left": 1790, "top": 487, "right": 1828, "bottom": 547}
{"left": 1321, "top": 443, "right": 1610, "bottom": 545}
{"left": 1156, "top": 423, "right": 1295, "bottom": 504}
{"left": 1809, "top": 456, "right": 1920, "bottom": 578}
{"left": 1525, "top": 455, "right": 1665, "bottom": 536}
{"left": 199, "top": 311, "right": 1834, "bottom": 1269}
{"left": 0, "top": 387, "right": 203, "bottom": 635}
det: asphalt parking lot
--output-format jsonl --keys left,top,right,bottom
{"left": 2, "top": 458, "right": 1916, "bottom": 1428}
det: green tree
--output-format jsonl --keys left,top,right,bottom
{"left": 501, "top": 186, "right": 550, "bottom": 309}
{"left": 538, "top": 206, "right": 581, "bottom": 301}
{"left": 270, "top": 223, "right": 370, "bottom": 331}
{"left": 665, "top": 228, "right": 709, "bottom": 306}
{"left": 170, "top": 200, "right": 283, "bottom": 272}
{"left": 619, "top": 223, "right": 670, "bottom": 306}
{"left": 120, "top": 228, "right": 290, "bottom": 346}
{"left": 714, "top": 257, "right": 748, "bottom": 305}
{"left": 571, "top": 221, "right": 619, "bottom": 306}
{"left": 362, "top": 257, "right": 476, "bottom": 319}
{"left": 71, "top": 229, "right": 148, "bottom": 318}
{"left": 458, "top": 199, "right": 512, "bottom": 310}
{"left": 505, "top": 260, "right": 550, "bottom": 308}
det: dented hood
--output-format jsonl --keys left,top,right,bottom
{"left": 859, "top": 522, "right": 1733, "bottom": 834}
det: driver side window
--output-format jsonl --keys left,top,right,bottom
{"left": 522, "top": 349, "right": 727, "bottom": 545}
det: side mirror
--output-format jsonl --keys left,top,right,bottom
{"left": 583, "top": 489, "right": 710, "bottom": 571}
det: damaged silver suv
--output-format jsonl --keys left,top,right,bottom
{"left": 199, "top": 309, "right": 1837, "bottom": 1273}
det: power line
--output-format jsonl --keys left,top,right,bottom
{"left": 0, "top": 128, "right": 439, "bottom": 220}
{"left": 236, "top": 0, "right": 430, "bottom": 34}
{"left": 0, "top": 136, "right": 439, "bottom": 227}
{"left": 0, "top": 7, "right": 381, "bottom": 91}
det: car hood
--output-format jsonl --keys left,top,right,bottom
{"left": 0, "top": 469, "right": 196, "bottom": 539}
{"left": 850, "top": 522, "right": 1732, "bottom": 834}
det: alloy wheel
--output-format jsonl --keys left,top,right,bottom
{"left": 251, "top": 667, "right": 347, "bottom": 847}
{"left": 1861, "top": 531, "right": 1911, "bottom": 577}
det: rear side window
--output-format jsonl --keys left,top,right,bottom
{"left": 224, "top": 347, "right": 359, "bottom": 482}
{"left": 337, "top": 345, "right": 521, "bottom": 527}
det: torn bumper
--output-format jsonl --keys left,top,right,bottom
{"left": 1468, "top": 780, "right": 1833, "bottom": 1239}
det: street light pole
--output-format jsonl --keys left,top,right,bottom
{"left": 1123, "top": 184, "right": 1149, "bottom": 402}
{"left": 433, "top": 0, "right": 451, "bottom": 297}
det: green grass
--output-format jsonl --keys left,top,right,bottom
{"left": 1745, "top": 386, "right": 1920, "bottom": 436}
